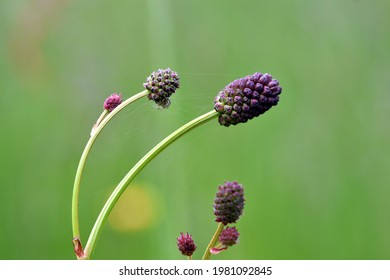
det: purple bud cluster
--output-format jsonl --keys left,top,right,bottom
{"left": 177, "top": 232, "right": 197, "bottom": 257}
{"left": 213, "top": 181, "right": 245, "bottom": 225}
{"left": 103, "top": 93, "right": 122, "bottom": 112}
{"left": 219, "top": 227, "right": 240, "bottom": 246}
{"left": 214, "top": 72, "right": 282, "bottom": 126}
{"left": 143, "top": 68, "right": 180, "bottom": 109}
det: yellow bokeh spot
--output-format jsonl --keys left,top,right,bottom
{"left": 108, "top": 183, "right": 163, "bottom": 232}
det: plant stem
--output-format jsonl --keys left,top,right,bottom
{"left": 82, "top": 109, "right": 219, "bottom": 259}
{"left": 202, "top": 222, "right": 225, "bottom": 260}
{"left": 90, "top": 110, "right": 109, "bottom": 136}
{"left": 72, "top": 90, "right": 149, "bottom": 251}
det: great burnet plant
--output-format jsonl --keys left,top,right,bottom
{"left": 178, "top": 181, "right": 245, "bottom": 260}
{"left": 72, "top": 71, "right": 282, "bottom": 259}
{"left": 204, "top": 181, "right": 245, "bottom": 259}
{"left": 72, "top": 68, "right": 180, "bottom": 258}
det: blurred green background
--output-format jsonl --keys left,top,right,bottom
{"left": 1, "top": 0, "right": 389, "bottom": 260}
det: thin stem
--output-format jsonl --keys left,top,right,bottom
{"left": 72, "top": 90, "right": 149, "bottom": 249}
{"left": 90, "top": 110, "right": 109, "bottom": 136}
{"left": 82, "top": 110, "right": 219, "bottom": 259}
{"left": 202, "top": 223, "right": 225, "bottom": 260}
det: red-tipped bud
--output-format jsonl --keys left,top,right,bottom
{"left": 104, "top": 93, "right": 122, "bottom": 112}
{"left": 177, "top": 232, "right": 197, "bottom": 257}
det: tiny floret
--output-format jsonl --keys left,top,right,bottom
{"left": 213, "top": 181, "right": 245, "bottom": 225}
{"left": 144, "top": 68, "right": 180, "bottom": 109}
{"left": 104, "top": 93, "right": 122, "bottom": 112}
{"left": 214, "top": 72, "right": 282, "bottom": 126}
{"left": 177, "top": 232, "right": 197, "bottom": 257}
{"left": 219, "top": 227, "right": 240, "bottom": 246}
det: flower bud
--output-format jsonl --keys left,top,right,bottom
{"left": 214, "top": 72, "right": 282, "bottom": 126}
{"left": 219, "top": 226, "right": 240, "bottom": 246}
{"left": 213, "top": 181, "right": 245, "bottom": 225}
{"left": 177, "top": 232, "right": 197, "bottom": 257}
{"left": 143, "top": 68, "right": 180, "bottom": 109}
{"left": 104, "top": 93, "right": 122, "bottom": 112}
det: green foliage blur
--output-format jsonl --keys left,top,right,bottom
{"left": 1, "top": 0, "right": 389, "bottom": 260}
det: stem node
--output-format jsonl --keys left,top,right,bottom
{"left": 72, "top": 237, "right": 85, "bottom": 259}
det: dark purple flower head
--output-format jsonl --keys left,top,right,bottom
{"left": 104, "top": 93, "right": 122, "bottom": 112}
{"left": 143, "top": 68, "right": 180, "bottom": 109}
{"left": 214, "top": 72, "right": 282, "bottom": 126}
{"left": 177, "top": 232, "right": 197, "bottom": 257}
{"left": 213, "top": 181, "right": 245, "bottom": 225}
{"left": 219, "top": 227, "right": 240, "bottom": 246}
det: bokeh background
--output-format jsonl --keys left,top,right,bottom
{"left": 1, "top": 0, "right": 389, "bottom": 260}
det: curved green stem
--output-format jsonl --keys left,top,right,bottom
{"left": 72, "top": 90, "right": 149, "bottom": 253}
{"left": 202, "top": 222, "right": 225, "bottom": 260}
{"left": 82, "top": 110, "right": 219, "bottom": 259}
